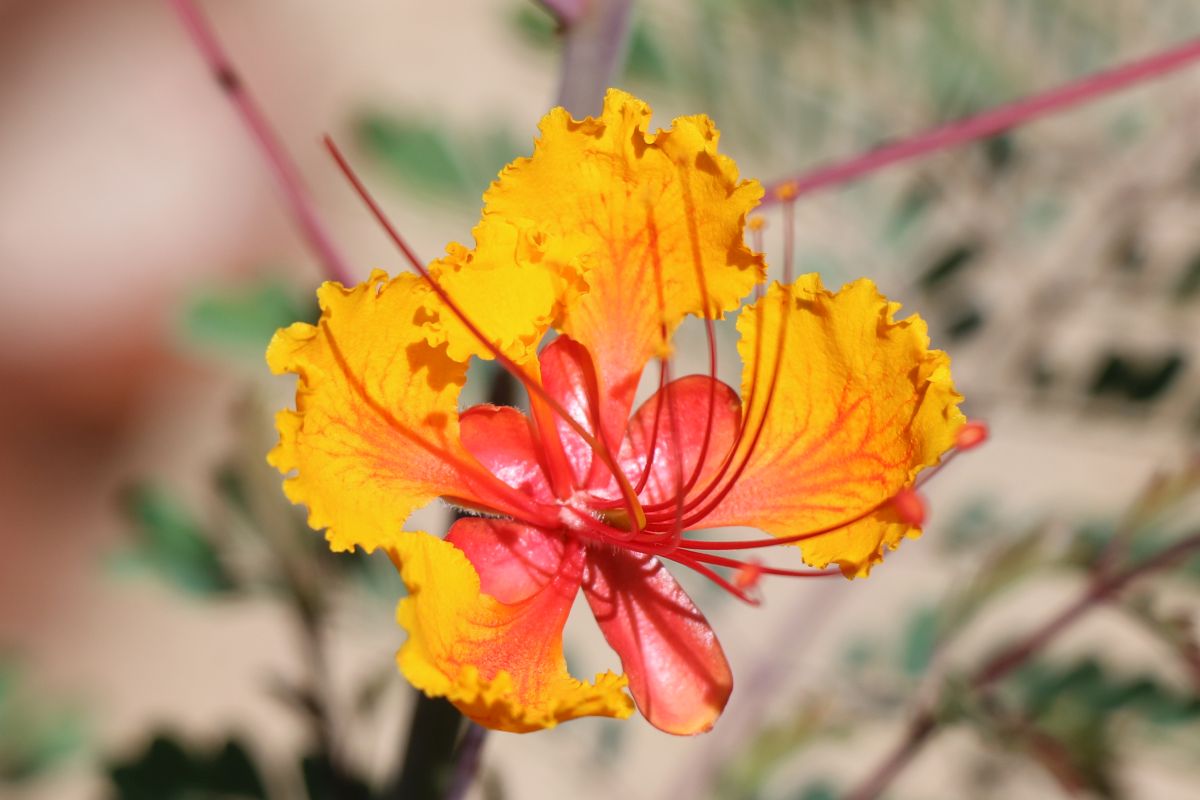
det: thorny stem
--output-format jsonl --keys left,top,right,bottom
{"left": 844, "top": 531, "right": 1200, "bottom": 800}
{"left": 764, "top": 36, "right": 1200, "bottom": 203}
{"left": 168, "top": 0, "right": 354, "bottom": 286}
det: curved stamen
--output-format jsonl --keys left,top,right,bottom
{"left": 671, "top": 284, "right": 791, "bottom": 529}
{"left": 671, "top": 168, "right": 723, "bottom": 501}
{"left": 683, "top": 550, "right": 839, "bottom": 578}
{"left": 675, "top": 468, "right": 945, "bottom": 552}
{"left": 639, "top": 249, "right": 775, "bottom": 525}
{"left": 631, "top": 359, "right": 669, "bottom": 495}
{"left": 663, "top": 551, "right": 760, "bottom": 605}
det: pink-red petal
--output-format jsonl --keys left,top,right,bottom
{"left": 582, "top": 548, "right": 732, "bottom": 735}
{"left": 621, "top": 375, "right": 742, "bottom": 507}
{"left": 459, "top": 404, "right": 555, "bottom": 506}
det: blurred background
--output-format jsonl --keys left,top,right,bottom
{"left": 2, "top": 0, "right": 1200, "bottom": 798}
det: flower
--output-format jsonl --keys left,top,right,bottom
{"left": 267, "top": 90, "right": 966, "bottom": 735}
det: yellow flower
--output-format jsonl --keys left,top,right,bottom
{"left": 268, "top": 90, "right": 966, "bottom": 734}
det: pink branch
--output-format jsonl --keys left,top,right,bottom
{"left": 168, "top": 0, "right": 354, "bottom": 285}
{"left": 764, "top": 37, "right": 1200, "bottom": 203}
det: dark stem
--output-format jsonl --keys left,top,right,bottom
{"left": 843, "top": 532, "right": 1200, "bottom": 800}
{"left": 972, "top": 533, "right": 1200, "bottom": 687}
{"left": 291, "top": 591, "right": 356, "bottom": 800}
{"left": 389, "top": 366, "right": 510, "bottom": 799}
{"left": 444, "top": 724, "right": 490, "bottom": 800}
{"left": 843, "top": 712, "right": 937, "bottom": 800}
{"left": 390, "top": 695, "right": 466, "bottom": 800}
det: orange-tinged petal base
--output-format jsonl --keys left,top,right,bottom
{"left": 387, "top": 524, "right": 633, "bottom": 733}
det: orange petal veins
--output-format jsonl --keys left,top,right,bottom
{"left": 422, "top": 217, "right": 563, "bottom": 364}
{"left": 484, "top": 88, "right": 764, "bottom": 444}
{"left": 266, "top": 271, "right": 476, "bottom": 553}
{"left": 388, "top": 525, "right": 633, "bottom": 733}
{"left": 700, "top": 276, "right": 965, "bottom": 577}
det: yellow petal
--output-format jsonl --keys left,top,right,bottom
{"left": 388, "top": 528, "right": 634, "bottom": 733}
{"left": 700, "top": 276, "right": 965, "bottom": 577}
{"left": 422, "top": 217, "right": 562, "bottom": 364}
{"left": 267, "top": 270, "right": 474, "bottom": 553}
{"left": 484, "top": 88, "right": 764, "bottom": 438}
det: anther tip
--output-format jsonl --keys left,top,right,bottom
{"left": 955, "top": 420, "right": 989, "bottom": 451}
{"left": 747, "top": 216, "right": 767, "bottom": 232}
{"left": 774, "top": 181, "right": 799, "bottom": 201}
{"left": 734, "top": 559, "right": 763, "bottom": 592}
{"left": 891, "top": 488, "right": 926, "bottom": 526}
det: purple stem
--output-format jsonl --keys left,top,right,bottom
{"left": 444, "top": 724, "right": 488, "bottom": 800}
{"left": 764, "top": 36, "right": 1200, "bottom": 203}
{"left": 555, "top": 0, "right": 635, "bottom": 117}
{"left": 168, "top": 0, "right": 355, "bottom": 286}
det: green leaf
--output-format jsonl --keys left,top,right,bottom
{"left": 901, "top": 607, "right": 940, "bottom": 677}
{"left": 0, "top": 662, "right": 86, "bottom": 783}
{"left": 355, "top": 114, "right": 473, "bottom": 200}
{"left": 797, "top": 783, "right": 839, "bottom": 800}
{"left": 107, "top": 733, "right": 270, "bottom": 800}
{"left": 1016, "top": 658, "right": 1200, "bottom": 729}
{"left": 624, "top": 21, "right": 669, "bottom": 83}
{"left": 184, "top": 279, "right": 315, "bottom": 355}
{"left": 115, "top": 484, "right": 236, "bottom": 597}
{"left": 882, "top": 182, "right": 938, "bottom": 245}
{"left": 510, "top": 4, "right": 557, "bottom": 49}
{"left": 301, "top": 753, "right": 374, "bottom": 800}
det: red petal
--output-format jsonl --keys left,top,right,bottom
{"left": 582, "top": 549, "right": 732, "bottom": 734}
{"left": 621, "top": 375, "right": 742, "bottom": 506}
{"left": 459, "top": 404, "right": 555, "bottom": 506}
{"left": 537, "top": 336, "right": 608, "bottom": 488}
{"left": 446, "top": 517, "right": 573, "bottom": 604}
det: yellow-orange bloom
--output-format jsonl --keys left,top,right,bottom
{"left": 268, "top": 89, "right": 966, "bottom": 734}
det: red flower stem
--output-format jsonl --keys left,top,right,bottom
{"left": 844, "top": 531, "right": 1200, "bottom": 800}
{"left": 763, "top": 36, "right": 1200, "bottom": 203}
{"left": 168, "top": 0, "right": 354, "bottom": 286}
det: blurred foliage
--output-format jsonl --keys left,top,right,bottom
{"left": 184, "top": 279, "right": 316, "bottom": 358}
{"left": 105, "top": 731, "right": 398, "bottom": 800}
{"left": 703, "top": 465, "right": 1200, "bottom": 799}
{"left": 1014, "top": 658, "right": 1200, "bottom": 728}
{"left": 0, "top": 662, "right": 85, "bottom": 784}
{"left": 354, "top": 113, "right": 522, "bottom": 205}
{"left": 112, "top": 484, "right": 237, "bottom": 597}
{"left": 20, "top": 2, "right": 1200, "bottom": 799}
{"left": 108, "top": 734, "right": 269, "bottom": 800}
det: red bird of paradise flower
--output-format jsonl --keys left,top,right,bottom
{"left": 268, "top": 90, "right": 973, "bottom": 735}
